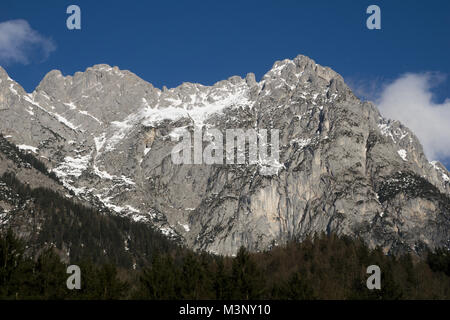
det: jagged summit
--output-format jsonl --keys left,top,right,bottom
{"left": 28, "top": 54, "right": 343, "bottom": 98}
{"left": 0, "top": 54, "right": 449, "bottom": 256}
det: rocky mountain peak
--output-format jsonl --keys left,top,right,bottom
{"left": 264, "top": 55, "right": 345, "bottom": 88}
{"left": 0, "top": 54, "right": 449, "bottom": 256}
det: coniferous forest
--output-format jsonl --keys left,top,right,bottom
{"left": 1, "top": 150, "right": 450, "bottom": 300}
{"left": 2, "top": 226, "right": 450, "bottom": 300}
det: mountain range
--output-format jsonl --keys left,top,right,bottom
{"left": 1, "top": 54, "right": 449, "bottom": 257}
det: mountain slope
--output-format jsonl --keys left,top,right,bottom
{"left": 0, "top": 134, "right": 179, "bottom": 267}
{"left": 1, "top": 54, "right": 449, "bottom": 256}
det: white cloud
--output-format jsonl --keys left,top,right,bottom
{"left": 0, "top": 19, "right": 56, "bottom": 65}
{"left": 376, "top": 73, "right": 450, "bottom": 161}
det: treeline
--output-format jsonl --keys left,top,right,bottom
{"left": 2, "top": 229, "right": 450, "bottom": 300}
{"left": 134, "top": 234, "right": 450, "bottom": 300}
{"left": 1, "top": 172, "right": 180, "bottom": 268}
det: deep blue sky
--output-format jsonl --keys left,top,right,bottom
{"left": 1, "top": 0, "right": 449, "bottom": 166}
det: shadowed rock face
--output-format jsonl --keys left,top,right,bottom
{"left": 0, "top": 54, "right": 449, "bottom": 256}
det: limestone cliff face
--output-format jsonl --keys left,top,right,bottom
{"left": 0, "top": 55, "right": 449, "bottom": 256}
